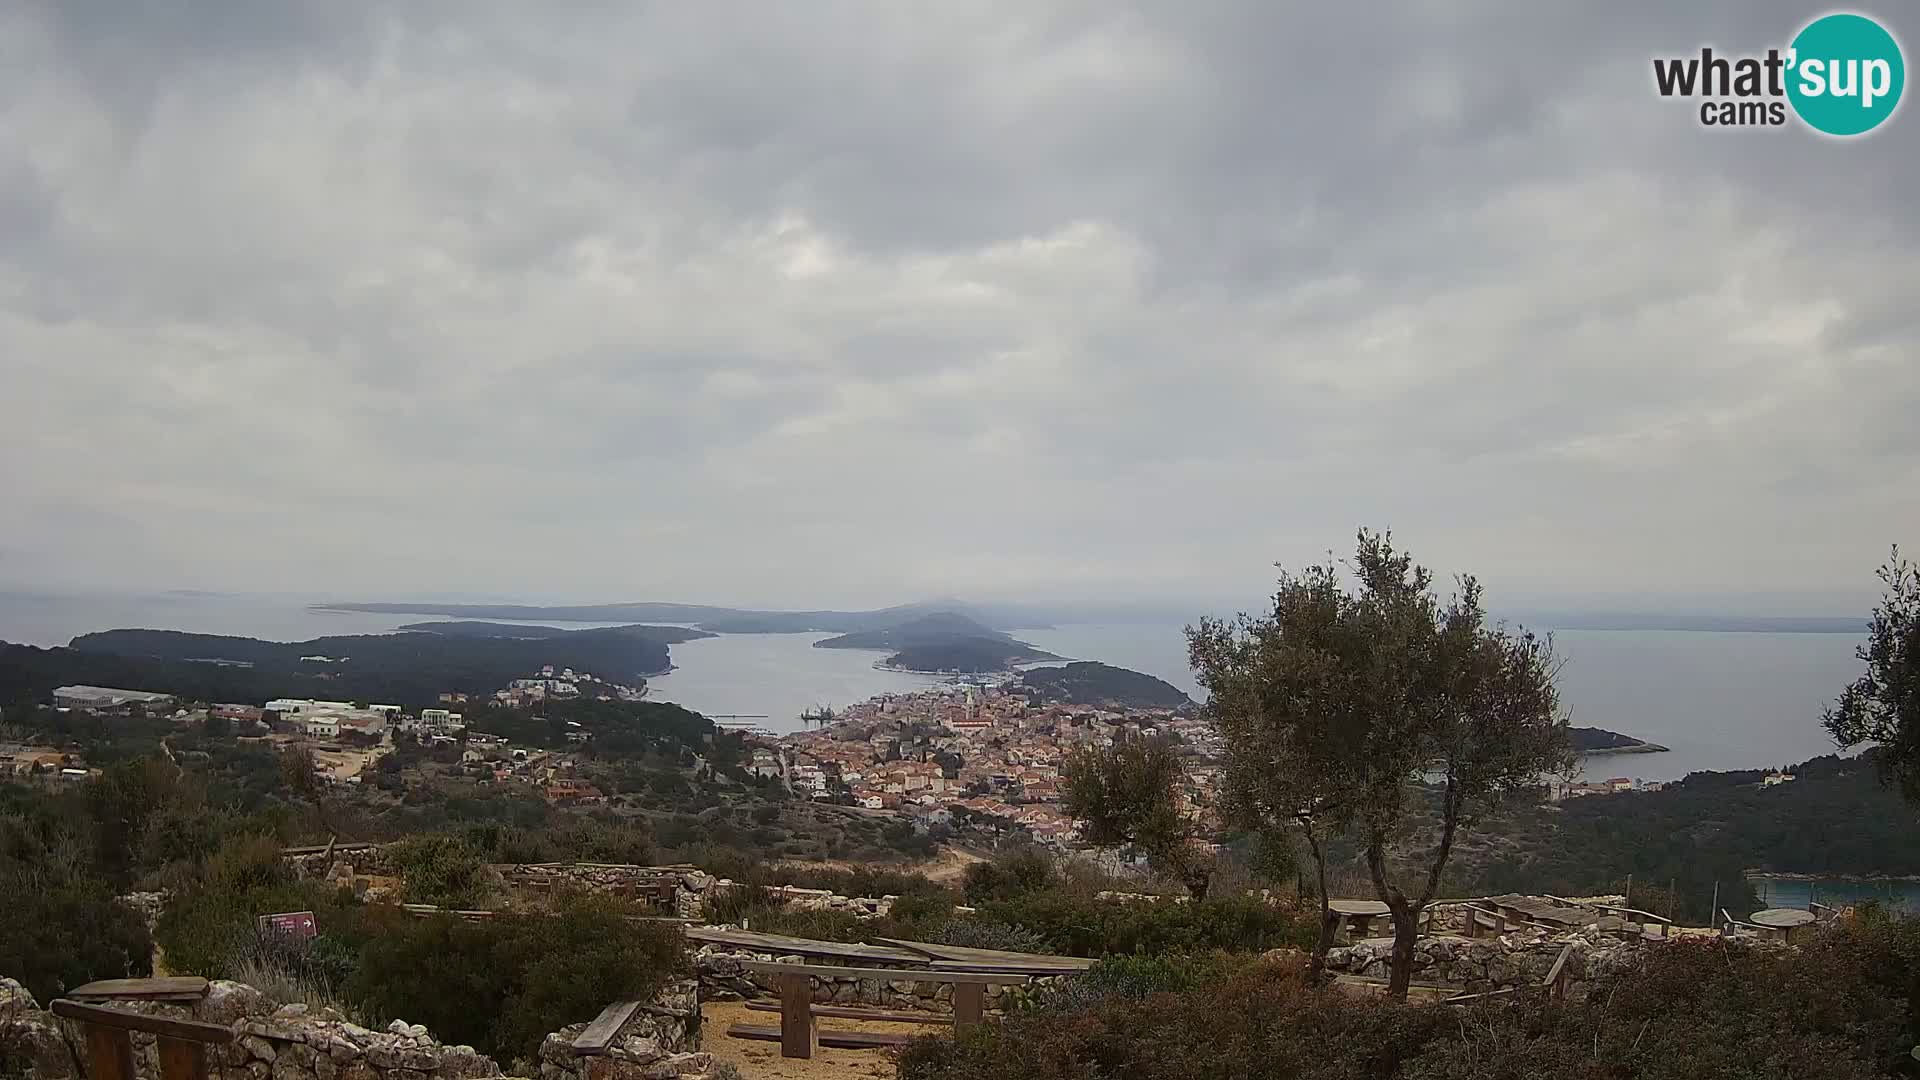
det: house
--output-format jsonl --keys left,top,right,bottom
{"left": 265, "top": 698, "right": 354, "bottom": 717}
{"left": 1763, "top": 771, "right": 1797, "bottom": 786}
{"left": 212, "top": 704, "right": 266, "bottom": 723}
{"left": 303, "top": 716, "right": 340, "bottom": 739}
{"left": 544, "top": 778, "right": 604, "bottom": 802}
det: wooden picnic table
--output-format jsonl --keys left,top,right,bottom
{"left": 1749, "top": 908, "right": 1816, "bottom": 942}
{"left": 1485, "top": 894, "right": 1599, "bottom": 930}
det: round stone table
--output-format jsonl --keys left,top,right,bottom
{"left": 1328, "top": 899, "right": 1392, "bottom": 939}
{"left": 1749, "top": 907, "right": 1817, "bottom": 942}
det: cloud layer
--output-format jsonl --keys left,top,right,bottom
{"left": 4, "top": 0, "right": 1916, "bottom": 612}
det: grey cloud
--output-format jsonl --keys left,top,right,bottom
{"left": 1, "top": 0, "right": 1916, "bottom": 609}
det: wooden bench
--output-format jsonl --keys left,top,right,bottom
{"left": 726, "top": 962, "right": 1030, "bottom": 1059}
{"left": 50, "top": 1000, "right": 233, "bottom": 1080}
{"left": 69, "top": 978, "right": 210, "bottom": 1004}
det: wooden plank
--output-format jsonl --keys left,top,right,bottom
{"left": 727, "top": 1024, "right": 913, "bottom": 1050}
{"left": 744, "top": 1003, "right": 949, "bottom": 1025}
{"left": 778, "top": 972, "right": 816, "bottom": 1060}
{"left": 926, "top": 961, "right": 1091, "bottom": 976}
{"left": 686, "top": 927, "right": 924, "bottom": 964}
{"left": 157, "top": 1036, "right": 209, "bottom": 1080}
{"left": 570, "top": 1001, "right": 643, "bottom": 1055}
{"left": 85, "top": 1022, "right": 137, "bottom": 1080}
{"left": 69, "top": 978, "right": 210, "bottom": 1001}
{"left": 740, "top": 961, "right": 1030, "bottom": 986}
{"left": 952, "top": 983, "right": 984, "bottom": 1032}
{"left": 874, "top": 938, "right": 1098, "bottom": 971}
{"left": 50, "top": 1001, "right": 235, "bottom": 1045}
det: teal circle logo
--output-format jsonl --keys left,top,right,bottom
{"left": 1787, "top": 13, "right": 1905, "bottom": 136}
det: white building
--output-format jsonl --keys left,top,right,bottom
{"left": 415, "top": 708, "right": 464, "bottom": 733}
{"left": 303, "top": 716, "right": 340, "bottom": 738}
{"left": 53, "top": 686, "right": 176, "bottom": 710}
{"left": 265, "top": 698, "right": 354, "bottom": 716}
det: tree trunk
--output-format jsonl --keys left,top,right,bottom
{"left": 1365, "top": 840, "right": 1419, "bottom": 1002}
{"left": 1302, "top": 821, "right": 1335, "bottom": 980}
{"left": 1387, "top": 903, "right": 1422, "bottom": 999}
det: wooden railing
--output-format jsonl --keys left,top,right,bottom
{"left": 49, "top": 999, "right": 233, "bottom": 1080}
{"left": 727, "top": 962, "right": 1030, "bottom": 1060}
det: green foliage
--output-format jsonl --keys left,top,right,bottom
{"left": 386, "top": 833, "right": 491, "bottom": 907}
{"left": 346, "top": 895, "right": 686, "bottom": 1063}
{"left": 901, "top": 919, "right": 1920, "bottom": 1080}
{"left": 932, "top": 917, "right": 1050, "bottom": 955}
{"left": 975, "top": 890, "right": 1313, "bottom": 958}
{"left": 1063, "top": 736, "right": 1211, "bottom": 898}
{"left": 1190, "top": 529, "right": 1571, "bottom": 997}
{"left": 963, "top": 848, "right": 1059, "bottom": 904}
{"left": 153, "top": 835, "right": 369, "bottom": 979}
{"left": 1826, "top": 547, "right": 1920, "bottom": 802}
{"left": 0, "top": 808, "right": 153, "bottom": 1003}
{"left": 1025, "top": 953, "right": 1235, "bottom": 1013}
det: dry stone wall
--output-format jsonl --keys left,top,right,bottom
{"left": 0, "top": 977, "right": 715, "bottom": 1080}
{"left": 1325, "top": 926, "right": 1643, "bottom": 998}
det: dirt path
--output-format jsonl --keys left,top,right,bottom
{"left": 702, "top": 1000, "right": 909, "bottom": 1080}
{"left": 771, "top": 845, "right": 987, "bottom": 888}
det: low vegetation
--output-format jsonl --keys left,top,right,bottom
{"left": 901, "top": 913, "right": 1920, "bottom": 1080}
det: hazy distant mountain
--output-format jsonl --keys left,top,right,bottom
{"left": 811, "top": 612, "right": 1060, "bottom": 673}
{"left": 318, "top": 599, "right": 1030, "bottom": 634}
{"left": 398, "top": 620, "right": 714, "bottom": 643}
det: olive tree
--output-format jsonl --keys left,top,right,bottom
{"left": 1189, "top": 561, "right": 1360, "bottom": 978}
{"left": 1062, "top": 734, "right": 1214, "bottom": 899}
{"left": 1825, "top": 547, "right": 1920, "bottom": 801}
{"left": 1194, "top": 530, "right": 1569, "bottom": 998}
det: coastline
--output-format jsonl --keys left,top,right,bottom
{"left": 1578, "top": 742, "right": 1671, "bottom": 757}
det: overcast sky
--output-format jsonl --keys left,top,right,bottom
{"left": 3, "top": 1, "right": 1915, "bottom": 616}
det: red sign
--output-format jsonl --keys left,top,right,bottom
{"left": 257, "top": 911, "right": 317, "bottom": 942}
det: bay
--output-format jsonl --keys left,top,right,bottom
{"left": 0, "top": 593, "right": 1872, "bottom": 781}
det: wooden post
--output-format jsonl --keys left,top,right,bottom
{"left": 1710, "top": 882, "right": 1720, "bottom": 932}
{"left": 777, "top": 973, "right": 816, "bottom": 1060}
{"left": 953, "top": 982, "right": 985, "bottom": 1032}
{"left": 85, "top": 1025, "right": 137, "bottom": 1080}
{"left": 157, "top": 1036, "right": 208, "bottom": 1080}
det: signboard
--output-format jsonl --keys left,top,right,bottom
{"left": 257, "top": 911, "right": 318, "bottom": 943}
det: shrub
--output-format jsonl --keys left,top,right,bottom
{"left": 962, "top": 848, "right": 1058, "bottom": 904}
{"left": 387, "top": 833, "right": 492, "bottom": 908}
{"left": 976, "top": 890, "right": 1312, "bottom": 957}
{"left": 1025, "top": 953, "right": 1235, "bottom": 1013}
{"left": 346, "top": 894, "right": 685, "bottom": 1064}
{"left": 900, "top": 919, "right": 1920, "bottom": 1080}
{"left": 934, "top": 918, "right": 1051, "bottom": 955}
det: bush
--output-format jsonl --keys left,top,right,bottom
{"left": 345, "top": 895, "right": 684, "bottom": 1064}
{"left": 976, "top": 890, "right": 1312, "bottom": 957}
{"left": 1, "top": 807, "right": 155, "bottom": 1002}
{"left": 900, "top": 919, "right": 1920, "bottom": 1080}
{"left": 934, "top": 918, "right": 1051, "bottom": 955}
{"left": 387, "top": 833, "right": 492, "bottom": 908}
{"left": 962, "top": 848, "right": 1058, "bottom": 904}
{"left": 1025, "top": 953, "right": 1235, "bottom": 1013}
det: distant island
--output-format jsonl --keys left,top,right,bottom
{"left": 814, "top": 612, "right": 1060, "bottom": 674}
{"left": 1569, "top": 726, "right": 1669, "bottom": 755}
{"left": 0, "top": 623, "right": 701, "bottom": 708}
{"left": 1528, "top": 613, "right": 1867, "bottom": 634}
{"left": 317, "top": 599, "right": 1037, "bottom": 634}
{"left": 397, "top": 620, "right": 714, "bottom": 644}
{"left": 1017, "top": 661, "right": 1192, "bottom": 709}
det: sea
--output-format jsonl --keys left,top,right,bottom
{"left": 2, "top": 588, "right": 1901, "bottom": 904}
